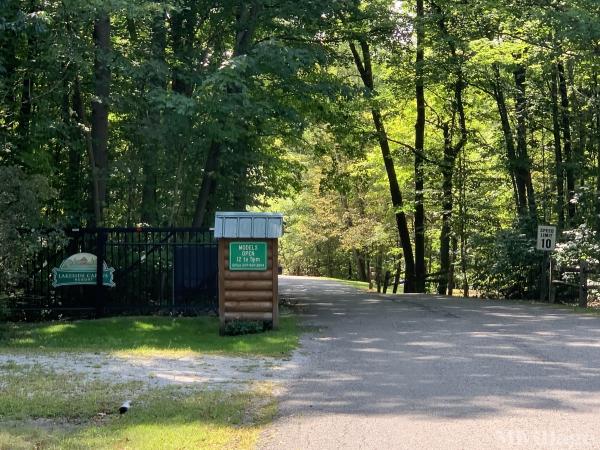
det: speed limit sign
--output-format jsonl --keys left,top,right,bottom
{"left": 537, "top": 225, "right": 556, "bottom": 251}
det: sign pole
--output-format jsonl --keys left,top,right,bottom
{"left": 549, "top": 256, "right": 554, "bottom": 303}
{"left": 537, "top": 225, "right": 557, "bottom": 303}
{"left": 540, "top": 252, "right": 548, "bottom": 302}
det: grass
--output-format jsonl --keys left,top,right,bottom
{"left": 319, "top": 276, "right": 403, "bottom": 293}
{"left": 474, "top": 298, "right": 600, "bottom": 316}
{"left": 318, "top": 276, "right": 600, "bottom": 316}
{"left": 0, "top": 365, "right": 275, "bottom": 450}
{"left": 0, "top": 316, "right": 299, "bottom": 357}
{"left": 0, "top": 366, "right": 143, "bottom": 421}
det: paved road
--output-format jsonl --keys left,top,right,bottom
{"left": 259, "top": 276, "right": 600, "bottom": 450}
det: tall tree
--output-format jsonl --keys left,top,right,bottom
{"left": 140, "top": 4, "right": 167, "bottom": 225}
{"left": 349, "top": 38, "right": 417, "bottom": 293}
{"left": 557, "top": 60, "right": 576, "bottom": 223}
{"left": 550, "top": 63, "right": 565, "bottom": 230}
{"left": 430, "top": 1, "right": 468, "bottom": 295}
{"left": 192, "top": 1, "right": 260, "bottom": 227}
{"left": 513, "top": 62, "right": 537, "bottom": 223}
{"left": 414, "top": 0, "right": 426, "bottom": 292}
{"left": 90, "top": 10, "right": 111, "bottom": 225}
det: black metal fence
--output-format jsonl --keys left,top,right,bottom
{"left": 8, "top": 227, "right": 218, "bottom": 320}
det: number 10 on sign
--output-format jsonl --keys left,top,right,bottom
{"left": 537, "top": 225, "right": 556, "bottom": 251}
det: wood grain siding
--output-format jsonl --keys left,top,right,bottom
{"left": 224, "top": 312, "right": 273, "bottom": 320}
{"left": 218, "top": 238, "right": 279, "bottom": 330}
{"left": 224, "top": 280, "right": 273, "bottom": 290}
{"left": 224, "top": 301, "right": 273, "bottom": 312}
{"left": 223, "top": 270, "right": 273, "bottom": 280}
{"left": 224, "top": 290, "right": 273, "bottom": 300}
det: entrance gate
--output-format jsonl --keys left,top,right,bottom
{"left": 10, "top": 228, "right": 218, "bottom": 320}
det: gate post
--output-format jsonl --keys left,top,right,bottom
{"left": 95, "top": 229, "right": 107, "bottom": 317}
{"left": 579, "top": 260, "right": 588, "bottom": 308}
{"left": 214, "top": 212, "right": 283, "bottom": 333}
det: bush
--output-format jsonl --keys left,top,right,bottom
{"left": 553, "top": 225, "right": 600, "bottom": 303}
{"left": 554, "top": 225, "right": 600, "bottom": 267}
{"left": 0, "top": 166, "right": 64, "bottom": 297}
{"left": 221, "top": 320, "right": 270, "bottom": 336}
{"left": 0, "top": 296, "right": 9, "bottom": 322}
{"left": 470, "top": 227, "right": 543, "bottom": 299}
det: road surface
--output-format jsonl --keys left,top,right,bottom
{"left": 259, "top": 276, "right": 600, "bottom": 450}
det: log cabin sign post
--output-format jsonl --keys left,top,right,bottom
{"left": 214, "top": 212, "right": 283, "bottom": 333}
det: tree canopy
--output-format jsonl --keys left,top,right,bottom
{"left": 1, "top": 0, "right": 599, "bottom": 298}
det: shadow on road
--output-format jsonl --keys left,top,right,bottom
{"left": 278, "top": 276, "right": 600, "bottom": 420}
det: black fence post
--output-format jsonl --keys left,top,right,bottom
{"left": 95, "top": 229, "right": 107, "bottom": 317}
{"left": 579, "top": 260, "right": 588, "bottom": 308}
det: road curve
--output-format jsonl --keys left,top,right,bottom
{"left": 259, "top": 276, "right": 600, "bottom": 450}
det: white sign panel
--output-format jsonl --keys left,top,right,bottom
{"left": 537, "top": 225, "right": 556, "bottom": 251}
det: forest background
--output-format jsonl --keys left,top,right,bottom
{"left": 1, "top": 0, "right": 599, "bottom": 299}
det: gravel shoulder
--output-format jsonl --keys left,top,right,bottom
{"left": 0, "top": 351, "right": 308, "bottom": 391}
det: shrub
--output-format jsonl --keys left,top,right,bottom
{"left": 0, "top": 166, "right": 64, "bottom": 298}
{"left": 222, "top": 320, "right": 269, "bottom": 336}
{"left": 470, "top": 227, "right": 542, "bottom": 299}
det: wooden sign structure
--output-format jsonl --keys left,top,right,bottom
{"left": 214, "top": 212, "right": 283, "bottom": 333}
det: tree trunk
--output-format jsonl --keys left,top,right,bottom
{"left": 375, "top": 250, "right": 383, "bottom": 293}
{"left": 15, "top": 3, "right": 37, "bottom": 157}
{"left": 91, "top": 12, "right": 111, "bottom": 225}
{"left": 458, "top": 144, "right": 469, "bottom": 298}
{"left": 557, "top": 61, "right": 576, "bottom": 223}
{"left": 432, "top": 7, "right": 467, "bottom": 296}
{"left": 141, "top": 6, "right": 167, "bottom": 225}
{"left": 414, "top": 0, "right": 426, "bottom": 293}
{"left": 550, "top": 64, "right": 565, "bottom": 230}
{"left": 64, "top": 75, "right": 85, "bottom": 221}
{"left": 595, "top": 75, "right": 600, "bottom": 233}
{"left": 191, "top": 2, "right": 259, "bottom": 226}
{"left": 355, "top": 251, "right": 368, "bottom": 281}
{"left": 393, "top": 260, "right": 401, "bottom": 294}
{"left": 349, "top": 39, "right": 416, "bottom": 292}
{"left": 192, "top": 141, "right": 221, "bottom": 227}
{"left": 567, "top": 61, "right": 587, "bottom": 189}
{"left": 340, "top": 192, "right": 368, "bottom": 282}
{"left": 438, "top": 138, "right": 454, "bottom": 295}
{"left": 170, "top": 3, "right": 197, "bottom": 97}
{"left": 372, "top": 108, "right": 416, "bottom": 293}
{"left": 231, "top": 141, "right": 251, "bottom": 210}
{"left": 493, "top": 65, "right": 525, "bottom": 214}
{"left": 513, "top": 64, "right": 537, "bottom": 223}
{"left": 447, "top": 236, "right": 458, "bottom": 295}
{"left": 17, "top": 76, "right": 33, "bottom": 151}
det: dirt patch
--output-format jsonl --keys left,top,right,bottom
{"left": 0, "top": 352, "right": 307, "bottom": 391}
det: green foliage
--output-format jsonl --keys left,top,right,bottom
{"left": 222, "top": 320, "right": 267, "bottom": 336}
{"left": 0, "top": 166, "right": 65, "bottom": 294}
{"left": 2, "top": 0, "right": 599, "bottom": 301}
{"left": 554, "top": 225, "right": 600, "bottom": 267}
{"left": 470, "top": 228, "right": 543, "bottom": 299}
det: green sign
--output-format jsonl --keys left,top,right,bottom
{"left": 52, "top": 253, "right": 115, "bottom": 288}
{"left": 229, "top": 242, "right": 267, "bottom": 271}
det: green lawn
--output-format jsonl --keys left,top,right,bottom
{"left": 0, "top": 365, "right": 274, "bottom": 450}
{"left": 0, "top": 314, "right": 297, "bottom": 448}
{"left": 0, "top": 315, "right": 299, "bottom": 357}
{"left": 320, "top": 276, "right": 404, "bottom": 293}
